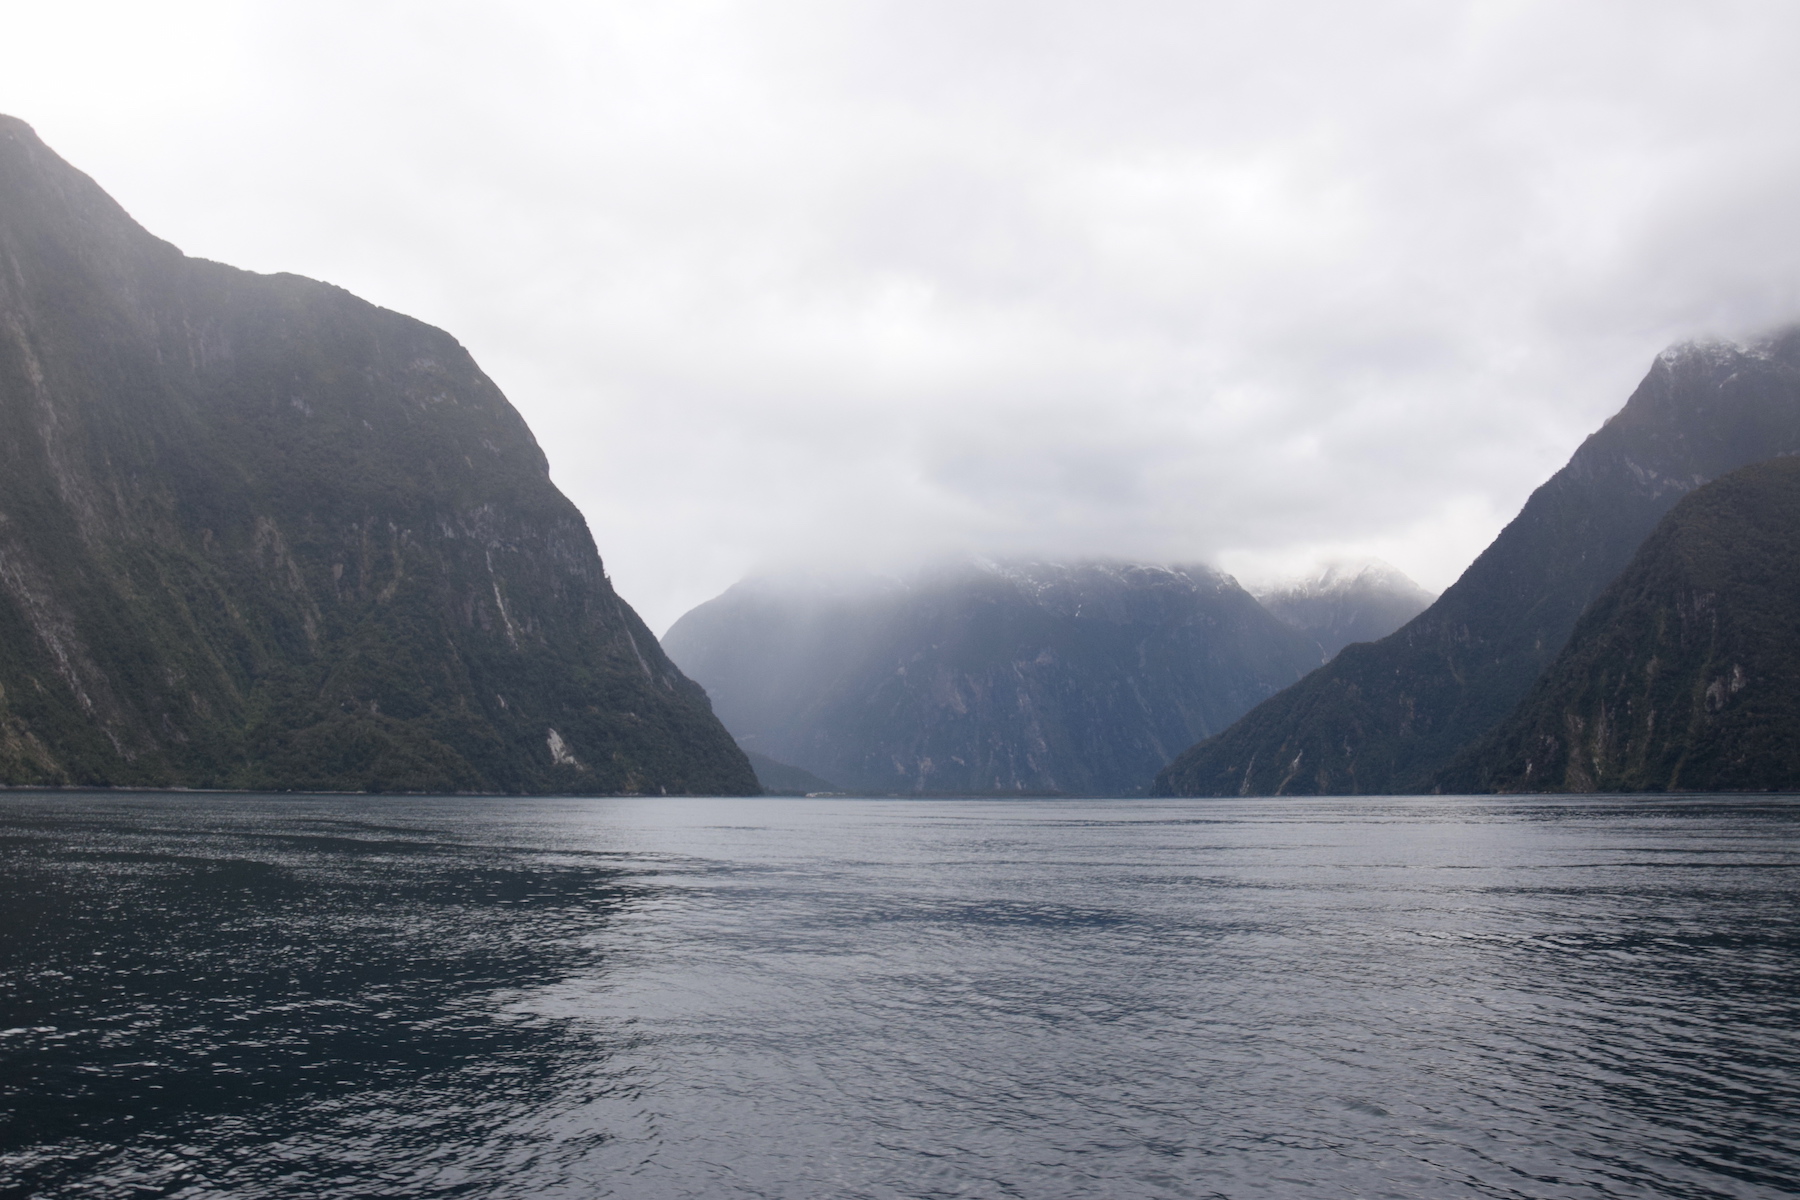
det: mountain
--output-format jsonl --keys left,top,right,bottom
{"left": 1253, "top": 560, "right": 1434, "bottom": 661}
{"left": 1155, "top": 329, "right": 1800, "bottom": 797}
{"left": 1442, "top": 456, "right": 1800, "bottom": 793}
{"left": 662, "top": 559, "right": 1323, "bottom": 796}
{"left": 0, "top": 115, "right": 755, "bottom": 794}
{"left": 744, "top": 751, "right": 841, "bottom": 795}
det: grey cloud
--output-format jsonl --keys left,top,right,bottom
{"left": 4, "top": 0, "right": 1799, "bottom": 630}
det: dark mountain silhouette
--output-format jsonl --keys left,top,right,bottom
{"left": 0, "top": 115, "right": 755, "bottom": 794}
{"left": 1442, "top": 456, "right": 1800, "bottom": 793}
{"left": 1156, "top": 329, "right": 1800, "bottom": 796}
{"left": 662, "top": 559, "right": 1321, "bottom": 796}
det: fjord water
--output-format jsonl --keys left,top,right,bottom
{"left": 1, "top": 796, "right": 1795, "bottom": 1199}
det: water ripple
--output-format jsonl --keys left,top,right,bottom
{"left": 1, "top": 794, "right": 1795, "bottom": 1198}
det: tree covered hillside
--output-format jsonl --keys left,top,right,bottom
{"left": 1443, "top": 456, "right": 1800, "bottom": 793}
{"left": 0, "top": 115, "right": 754, "bottom": 794}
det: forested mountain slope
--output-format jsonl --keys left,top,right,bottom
{"left": 1156, "top": 330, "right": 1800, "bottom": 796}
{"left": 0, "top": 115, "right": 754, "bottom": 794}
{"left": 1442, "top": 456, "right": 1800, "bottom": 793}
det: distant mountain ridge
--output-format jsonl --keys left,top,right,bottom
{"left": 1443, "top": 456, "right": 1800, "bottom": 793}
{"left": 1156, "top": 330, "right": 1800, "bottom": 796}
{"left": 0, "top": 114, "right": 755, "bottom": 793}
{"left": 663, "top": 558, "right": 1322, "bottom": 796}
{"left": 1254, "top": 560, "right": 1434, "bottom": 661}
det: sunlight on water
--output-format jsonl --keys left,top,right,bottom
{"left": 1, "top": 794, "right": 1796, "bottom": 1198}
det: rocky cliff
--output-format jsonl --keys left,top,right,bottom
{"left": 0, "top": 115, "right": 756, "bottom": 794}
{"left": 1155, "top": 330, "right": 1800, "bottom": 796}
{"left": 1442, "top": 456, "right": 1800, "bottom": 793}
{"left": 663, "top": 559, "right": 1322, "bottom": 795}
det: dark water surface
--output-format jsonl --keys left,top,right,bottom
{"left": 1, "top": 795, "right": 1796, "bottom": 1199}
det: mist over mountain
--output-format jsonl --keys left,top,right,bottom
{"left": 1253, "top": 561, "right": 1435, "bottom": 662}
{"left": 1156, "top": 329, "right": 1800, "bottom": 797}
{"left": 1443, "top": 456, "right": 1800, "bottom": 793}
{"left": 0, "top": 115, "right": 755, "bottom": 794}
{"left": 662, "top": 559, "right": 1320, "bottom": 796}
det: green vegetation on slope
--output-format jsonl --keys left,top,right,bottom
{"left": 1442, "top": 457, "right": 1800, "bottom": 793}
{"left": 0, "top": 115, "right": 755, "bottom": 794}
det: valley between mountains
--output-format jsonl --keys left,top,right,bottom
{"left": 666, "top": 336, "right": 1800, "bottom": 797}
{"left": 5, "top": 112, "right": 1800, "bottom": 797}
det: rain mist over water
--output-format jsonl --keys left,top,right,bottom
{"left": 1, "top": 794, "right": 1796, "bottom": 1198}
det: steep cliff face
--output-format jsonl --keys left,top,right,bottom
{"left": 1156, "top": 330, "right": 1800, "bottom": 796}
{"left": 662, "top": 559, "right": 1322, "bottom": 795}
{"left": 0, "top": 115, "right": 756, "bottom": 794}
{"left": 1443, "top": 457, "right": 1800, "bottom": 793}
{"left": 1254, "top": 560, "right": 1434, "bottom": 661}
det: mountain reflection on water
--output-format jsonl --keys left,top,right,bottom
{"left": 1, "top": 795, "right": 1795, "bottom": 1199}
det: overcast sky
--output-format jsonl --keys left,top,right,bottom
{"left": 5, "top": 1, "right": 1799, "bottom": 632}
